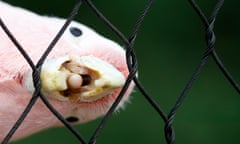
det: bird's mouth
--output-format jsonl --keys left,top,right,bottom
{"left": 23, "top": 55, "right": 125, "bottom": 102}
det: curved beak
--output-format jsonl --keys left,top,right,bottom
{"left": 23, "top": 55, "right": 125, "bottom": 102}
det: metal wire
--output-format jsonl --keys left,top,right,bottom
{"left": 165, "top": 1, "right": 225, "bottom": 143}
{"left": 0, "top": 0, "right": 239, "bottom": 144}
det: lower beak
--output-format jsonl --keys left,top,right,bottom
{"left": 23, "top": 55, "right": 125, "bottom": 102}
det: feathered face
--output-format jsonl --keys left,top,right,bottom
{"left": 0, "top": 1, "right": 134, "bottom": 141}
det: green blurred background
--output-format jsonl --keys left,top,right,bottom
{"left": 2, "top": 0, "right": 240, "bottom": 143}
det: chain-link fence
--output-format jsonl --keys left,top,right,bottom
{"left": 0, "top": 0, "right": 239, "bottom": 143}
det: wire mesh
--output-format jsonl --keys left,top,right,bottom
{"left": 0, "top": 0, "right": 239, "bottom": 143}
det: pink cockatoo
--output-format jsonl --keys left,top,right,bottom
{"left": 0, "top": 1, "right": 134, "bottom": 142}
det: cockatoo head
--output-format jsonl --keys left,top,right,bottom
{"left": 0, "top": 1, "right": 134, "bottom": 141}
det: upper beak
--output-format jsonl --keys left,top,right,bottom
{"left": 23, "top": 55, "right": 125, "bottom": 102}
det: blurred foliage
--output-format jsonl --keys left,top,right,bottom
{"left": 2, "top": 0, "right": 240, "bottom": 143}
